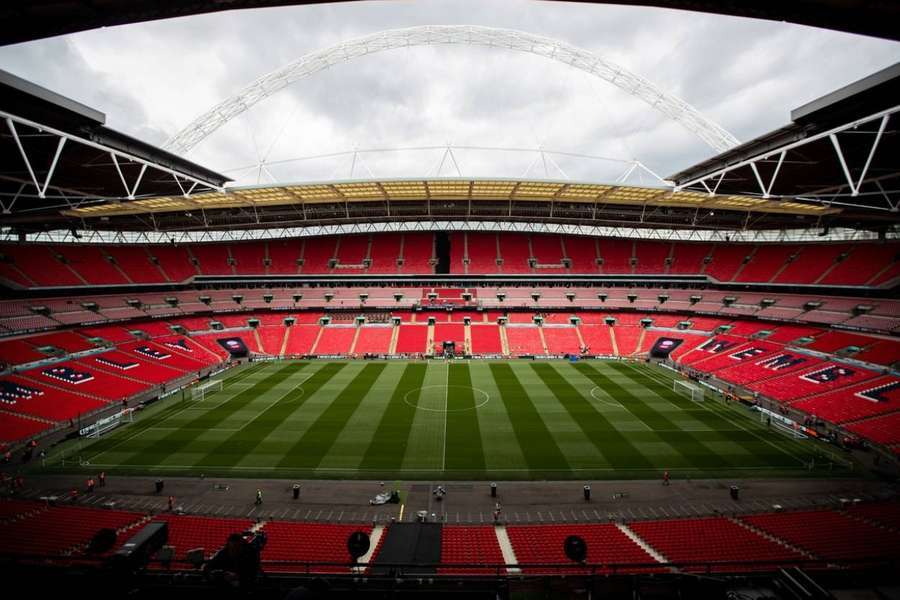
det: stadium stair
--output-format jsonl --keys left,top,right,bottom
{"left": 464, "top": 323, "right": 472, "bottom": 354}
{"left": 574, "top": 324, "right": 587, "bottom": 350}
{"left": 615, "top": 523, "right": 670, "bottom": 567}
{"left": 348, "top": 326, "right": 361, "bottom": 355}
{"left": 499, "top": 325, "right": 510, "bottom": 356}
{"left": 279, "top": 327, "right": 291, "bottom": 356}
{"left": 494, "top": 525, "right": 520, "bottom": 574}
{"left": 635, "top": 328, "right": 647, "bottom": 355}
{"left": 729, "top": 517, "right": 816, "bottom": 560}
{"left": 253, "top": 328, "right": 263, "bottom": 353}
{"left": 538, "top": 327, "right": 549, "bottom": 355}
{"left": 308, "top": 327, "right": 326, "bottom": 355}
{"left": 426, "top": 323, "right": 435, "bottom": 354}
{"left": 388, "top": 324, "right": 399, "bottom": 354}
{"left": 609, "top": 327, "right": 620, "bottom": 355}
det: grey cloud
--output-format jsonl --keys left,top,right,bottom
{"left": 1, "top": 0, "right": 896, "bottom": 186}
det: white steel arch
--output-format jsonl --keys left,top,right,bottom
{"left": 165, "top": 25, "right": 740, "bottom": 156}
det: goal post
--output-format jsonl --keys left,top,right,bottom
{"left": 80, "top": 408, "right": 134, "bottom": 439}
{"left": 673, "top": 379, "right": 704, "bottom": 402}
{"left": 191, "top": 379, "right": 223, "bottom": 401}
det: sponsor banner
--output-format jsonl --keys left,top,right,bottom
{"left": 216, "top": 337, "right": 249, "bottom": 357}
{"left": 649, "top": 337, "right": 684, "bottom": 358}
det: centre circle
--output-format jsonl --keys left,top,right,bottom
{"left": 403, "top": 385, "right": 491, "bottom": 412}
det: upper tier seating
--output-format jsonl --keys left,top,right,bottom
{"left": 105, "top": 246, "right": 168, "bottom": 283}
{"left": 1, "top": 238, "right": 898, "bottom": 288}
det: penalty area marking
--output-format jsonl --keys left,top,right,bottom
{"left": 403, "top": 384, "right": 491, "bottom": 413}
{"left": 589, "top": 386, "right": 626, "bottom": 409}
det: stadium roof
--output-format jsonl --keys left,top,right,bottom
{"left": 1, "top": 1, "right": 898, "bottom": 46}
{"left": 1, "top": 56, "right": 897, "bottom": 236}
{"left": 669, "top": 62, "right": 900, "bottom": 231}
{"left": 0, "top": 68, "right": 229, "bottom": 220}
{"left": 44, "top": 177, "right": 836, "bottom": 234}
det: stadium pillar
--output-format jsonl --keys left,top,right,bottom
{"left": 490, "top": 482, "right": 497, "bottom": 498}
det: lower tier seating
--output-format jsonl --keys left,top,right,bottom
{"left": 260, "top": 522, "right": 375, "bottom": 573}
{"left": 506, "top": 523, "right": 661, "bottom": 574}
{"left": 628, "top": 517, "right": 804, "bottom": 572}
{"left": 505, "top": 326, "right": 544, "bottom": 356}
{"left": 440, "top": 526, "right": 505, "bottom": 574}
{"left": 741, "top": 509, "right": 900, "bottom": 562}
{"left": 0, "top": 504, "right": 145, "bottom": 557}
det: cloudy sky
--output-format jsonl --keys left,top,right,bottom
{"left": 1, "top": 0, "right": 898, "bottom": 186}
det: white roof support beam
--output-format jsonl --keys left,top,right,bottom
{"left": 674, "top": 104, "right": 900, "bottom": 210}
{"left": 3, "top": 221, "right": 893, "bottom": 244}
{"left": 1, "top": 109, "right": 225, "bottom": 201}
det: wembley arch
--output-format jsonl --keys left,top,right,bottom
{"left": 165, "top": 25, "right": 740, "bottom": 156}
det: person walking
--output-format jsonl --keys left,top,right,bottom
{"left": 255, "top": 489, "right": 263, "bottom": 505}
{"left": 98, "top": 471, "right": 106, "bottom": 487}
{"left": 168, "top": 495, "right": 175, "bottom": 511}
{"left": 663, "top": 470, "right": 670, "bottom": 486}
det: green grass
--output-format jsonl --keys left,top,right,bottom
{"left": 47, "top": 359, "right": 856, "bottom": 480}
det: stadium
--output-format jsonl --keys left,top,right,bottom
{"left": 0, "top": 1, "right": 899, "bottom": 598}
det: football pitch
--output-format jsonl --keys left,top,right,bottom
{"left": 57, "top": 360, "right": 850, "bottom": 480}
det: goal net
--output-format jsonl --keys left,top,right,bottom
{"left": 673, "top": 379, "right": 704, "bottom": 402}
{"left": 759, "top": 410, "right": 808, "bottom": 439}
{"left": 191, "top": 379, "right": 223, "bottom": 401}
{"left": 80, "top": 408, "right": 134, "bottom": 439}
